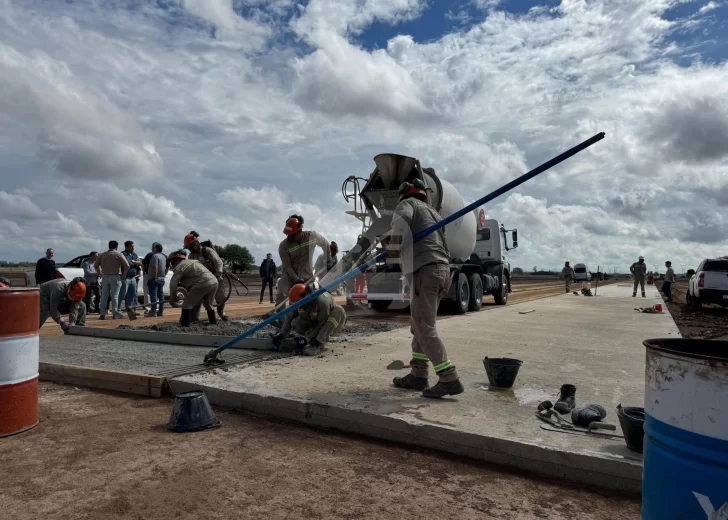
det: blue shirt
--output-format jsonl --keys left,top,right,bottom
{"left": 122, "top": 251, "right": 139, "bottom": 278}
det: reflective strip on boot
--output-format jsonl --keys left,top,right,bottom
{"left": 412, "top": 352, "right": 429, "bottom": 362}
{"left": 434, "top": 359, "right": 452, "bottom": 373}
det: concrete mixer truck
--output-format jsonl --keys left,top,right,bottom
{"left": 338, "top": 153, "right": 518, "bottom": 314}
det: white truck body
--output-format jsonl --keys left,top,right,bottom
{"left": 342, "top": 153, "right": 518, "bottom": 314}
{"left": 686, "top": 258, "right": 728, "bottom": 310}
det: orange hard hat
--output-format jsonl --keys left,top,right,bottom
{"left": 169, "top": 250, "right": 187, "bottom": 262}
{"left": 283, "top": 217, "right": 302, "bottom": 236}
{"left": 398, "top": 179, "right": 427, "bottom": 201}
{"left": 183, "top": 233, "right": 199, "bottom": 249}
{"left": 288, "top": 283, "right": 308, "bottom": 304}
{"left": 68, "top": 279, "right": 86, "bottom": 301}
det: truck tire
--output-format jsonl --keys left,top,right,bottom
{"left": 468, "top": 273, "right": 483, "bottom": 311}
{"left": 493, "top": 272, "right": 509, "bottom": 305}
{"left": 453, "top": 273, "right": 470, "bottom": 315}
{"left": 686, "top": 290, "right": 702, "bottom": 311}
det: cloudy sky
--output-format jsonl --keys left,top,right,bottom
{"left": 1, "top": 0, "right": 727, "bottom": 273}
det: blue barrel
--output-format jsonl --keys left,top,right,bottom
{"left": 642, "top": 339, "right": 728, "bottom": 519}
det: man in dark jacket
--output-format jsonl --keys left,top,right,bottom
{"left": 259, "top": 253, "right": 277, "bottom": 304}
{"left": 35, "top": 248, "right": 56, "bottom": 285}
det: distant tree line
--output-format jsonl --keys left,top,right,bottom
{"left": 214, "top": 244, "right": 255, "bottom": 273}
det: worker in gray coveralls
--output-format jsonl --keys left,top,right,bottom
{"left": 630, "top": 255, "right": 647, "bottom": 297}
{"left": 39, "top": 277, "right": 87, "bottom": 332}
{"left": 386, "top": 178, "right": 464, "bottom": 399}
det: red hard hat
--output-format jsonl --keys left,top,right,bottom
{"left": 68, "top": 279, "right": 86, "bottom": 301}
{"left": 399, "top": 185, "right": 427, "bottom": 201}
{"left": 330, "top": 241, "right": 338, "bottom": 254}
{"left": 283, "top": 217, "right": 302, "bottom": 236}
{"left": 169, "top": 251, "right": 187, "bottom": 262}
{"left": 288, "top": 283, "right": 308, "bottom": 304}
{"left": 183, "top": 233, "right": 198, "bottom": 249}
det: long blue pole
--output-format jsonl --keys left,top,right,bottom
{"left": 204, "top": 132, "right": 605, "bottom": 363}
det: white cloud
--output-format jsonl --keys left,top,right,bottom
{"left": 1, "top": 0, "right": 727, "bottom": 272}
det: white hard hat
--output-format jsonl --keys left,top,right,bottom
{"left": 639, "top": 256, "right": 644, "bottom": 260}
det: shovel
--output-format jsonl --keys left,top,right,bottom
{"left": 126, "top": 303, "right": 159, "bottom": 321}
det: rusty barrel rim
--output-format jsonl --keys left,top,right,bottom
{"left": 643, "top": 338, "right": 728, "bottom": 363}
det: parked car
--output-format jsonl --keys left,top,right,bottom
{"left": 26, "top": 254, "right": 174, "bottom": 302}
{"left": 686, "top": 258, "right": 728, "bottom": 310}
{"left": 573, "top": 263, "right": 591, "bottom": 282}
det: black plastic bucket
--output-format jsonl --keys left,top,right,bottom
{"left": 617, "top": 404, "right": 645, "bottom": 453}
{"left": 167, "top": 391, "right": 219, "bottom": 432}
{"left": 483, "top": 357, "right": 523, "bottom": 389}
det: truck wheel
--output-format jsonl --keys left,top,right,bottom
{"left": 687, "top": 290, "right": 702, "bottom": 311}
{"left": 468, "top": 274, "right": 483, "bottom": 311}
{"left": 453, "top": 273, "right": 470, "bottom": 314}
{"left": 493, "top": 274, "right": 509, "bottom": 305}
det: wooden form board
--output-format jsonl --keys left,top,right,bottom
{"left": 39, "top": 362, "right": 166, "bottom": 398}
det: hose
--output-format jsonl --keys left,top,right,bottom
{"left": 203, "top": 132, "right": 605, "bottom": 364}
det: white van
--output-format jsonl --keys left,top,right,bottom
{"left": 573, "top": 263, "right": 591, "bottom": 282}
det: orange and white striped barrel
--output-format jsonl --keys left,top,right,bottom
{"left": 0, "top": 287, "right": 40, "bottom": 437}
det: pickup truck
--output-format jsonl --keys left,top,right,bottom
{"left": 26, "top": 254, "right": 173, "bottom": 301}
{"left": 686, "top": 258, "right": 728, "bottom": 310}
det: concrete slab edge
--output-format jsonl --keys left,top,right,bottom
{"left": 40, "top": 362, "right": 165, "bottom": 397}
{"left": 66, "top": 326, "right": 273, "bottom": 350}
{"left": 168, "top": 379, "right": 642, "bottom": 495}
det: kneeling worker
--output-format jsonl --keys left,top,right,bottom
{"left": 272, "top": 283, "right": 346, "bottom": 356}
{"left": 387, "top": 178, "right": 464, "bottom": 398}
{"left": 168, "top": 250, "right": 219, "bottom": 326}
{"left": 39, "top": 277, "right": 87, "bottom": 332}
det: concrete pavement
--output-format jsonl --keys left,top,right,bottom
{"left": 170, "top": 283, "right": 678, "bottom": 493}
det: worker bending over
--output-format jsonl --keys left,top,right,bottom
{"left": 387, "top": 178, "right": 464, "bottom": 398}
{"left": 630, "top": 255, "right": 647, "bottom": 297}
{"left": 276, "top": 214, "right": 332, "bottom": 306}
{"left": 184, "top": 232, "right": 228, "bottom": 321}
{"left": 272, "top": 283, "right": 346, "bottom": 356}
{"left": 561, "top": 261, "right": 574, "bottom": 293}
{"left": 168, "top": 250, "right": 219, "bottom": 326}
{"left": 39, "top": 277, "right": 87, "bottom": 332}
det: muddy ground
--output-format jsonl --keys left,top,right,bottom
{"left": 119, "top": 318, "right": 405, "bottom": 342}
{"left": 661, "top": 282, "right": 728, "bottom": 340}
{"left": 0, "top": 383, "right": 639, "bottom": 520}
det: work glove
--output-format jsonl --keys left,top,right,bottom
{"left": 271, "top": 333, "right": 285, "bottom": 348}
{"left": 60, "top": 321, "right": 69, "bottom": 334}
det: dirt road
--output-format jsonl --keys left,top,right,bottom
{"left": 661, "top": 282, "right": 728, "bottom": 340}
{"left": 0, "top": 383, "right": 638, "bottom": 520}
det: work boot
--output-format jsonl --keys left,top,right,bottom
{"left": 217, "top": 304, "right": 229, "bottom": 322}
{"left": 632, "top": 293, "right": 636, "bottom": 297}
{"left": 207, "top": 309, "right": 217, "bottom": 325}
{"left": 571, "top": 404, "right": 607, "bottom": 427}
{"left": 180, "top": 309, "right": 192, "bottom": 327}
{"left": 302, "top": 339, "right": 323, "bottom": 356}
{"left": 554, "top": 384, "right": 576, "bottom": 414}
{"left": 99, "top": 315, "right": 105, "bottom": 321}
{"left": 422, "top": 379, "right": 465, "bottom": 399}
{"left": 191, "top": 304, "right": 201, "bottom": 323}
{"left": 393, "top": 373, "right": 429, "bottom": 391}
{"left": 146, "top": 311, "right": 157, "bottom": 318}
{"left": 642, "top": 292, "right": 646, "bottom": 298}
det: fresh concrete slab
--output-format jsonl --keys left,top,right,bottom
{"left": 170, "top": 283, "right": 678, "bottom": 493}
{"left": 40, "top": 335, "right": 264, "bottom": 375}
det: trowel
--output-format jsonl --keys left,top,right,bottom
{"left": 386, "top": 360, "right": 411, "bottom": 370}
